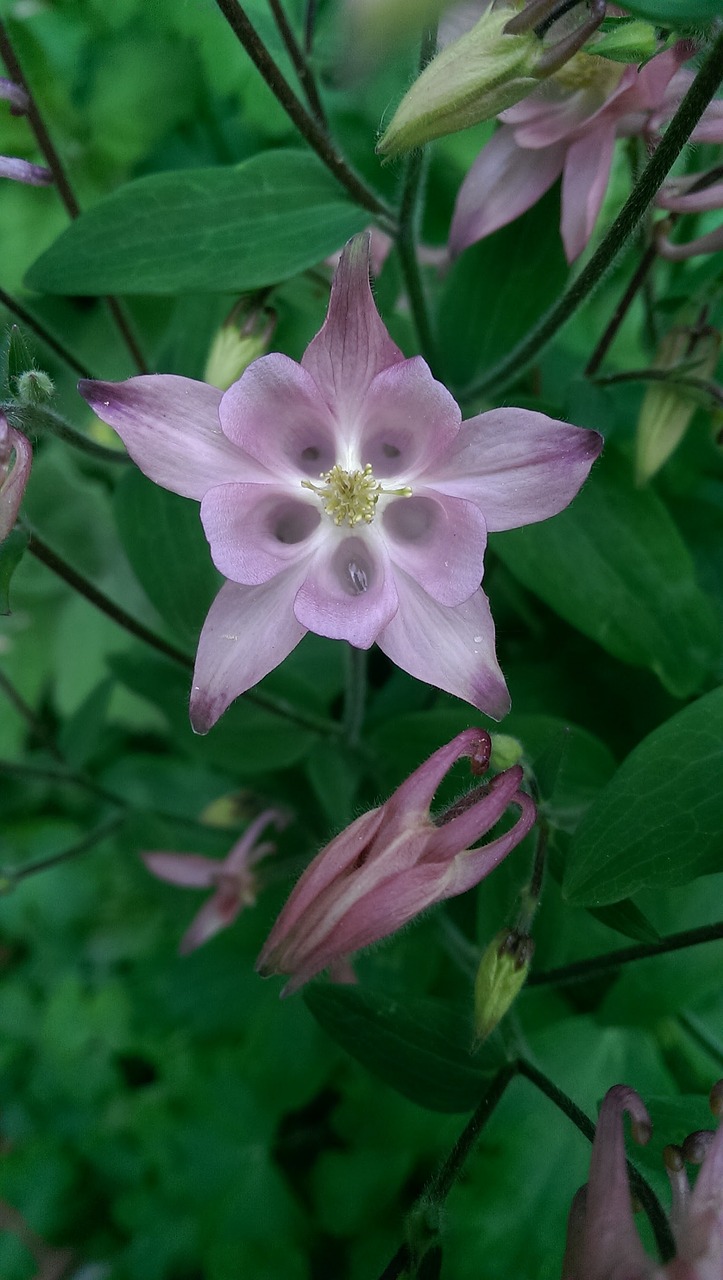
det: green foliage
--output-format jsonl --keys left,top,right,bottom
{"left": 622, "top": 0, "right": 722, "bottom": 24}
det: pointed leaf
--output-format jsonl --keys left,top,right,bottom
{"left": 0, "top": 528, "right": 28, "bottom": 614}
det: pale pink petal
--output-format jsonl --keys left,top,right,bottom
{"left": 327, "top": 956, "right": 357, "bottom": 985}
{"left": 381, "top": 489, "right": 486, "bottom": 606}
{"left": 356, "top": 358, "right": 461, "bottom": 476}
{"left": 691, "top": 100, "right": 723, "bottom": 145}
{"left": 377, "top": 574, "right": 510, "bottom": 718}
{"left": 442, "top": 788, "right": 536, "bottom": 894}
{"left": 218, "top": 355, "right": 338, "bottom": 479}
{"left": 424, "top": 409, "right": 601, "bottom": 531}
{"left": 224, "top": 809, "right": 287, "bottom": 874}
{"left": 561, "top": 125, "right": 616, "bottom": 263}
{"left": 657, "top": 181, "right": 723, "bottom": 214}
{"left": 179, "top": 883, "right": 243, "bottom": 955}
{"left": 0, "top": 424, "right": 32, "bottom": 540}
{"left": 0, "top": 156, "right": 52, "bottom": 185}
{"left": 190, "top": 573, "right": 308, "bottom": 733}
{"left": 301, "top": 233, "right": 404, "bottom": 416}
{"left": 584, "top": 1086, "right": 654, "bottom": 1280}
{"left": 683, "top": 1111, "right": 723, "bottom": 1264}
{"left": 142, "top": 851, "right": 219, "bottom": 889}
{"left": 561, "top": 1187, "right": 588, "bottom": 1280}
{"left": 450, "top": 128, "right": 565, "bottom": 257}
{"left": 657, "top": 226, "right": 723, "bottom": 262}
{"left": 200, "top": 483, "right": 321, "bottom": 584}
{"left": 431, "top": 766, "right": 524, "bottom": 860}
{"left": 78, "top": 376, "right": 261, "bottom": 499}
{"left": 633, "top": 48, "right": 690, "bottom": 114}
{"left": 293, "top": 534, "right": 399, "bottom": 647}
{"left": 381, "top": 727, "right": 490, "bottom": 828}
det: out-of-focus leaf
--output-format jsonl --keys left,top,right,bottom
{"left": 305, "top": 984, "right": 507, "bottom": 1113}
{"left": 621, "top": 0, "right": 720, "bottom": 23}
{"left": 0, "top": 529, "right": 28, "bottom": 614}
{"left": 57, "top": 676, "right": 114, "bottom": 768}
{"left": 493, "top": 452, "right": 721, "bottom": 699}
{"left": 564, "top": 687, "right": 723, "bottom": 906}
{"left": 25, "top": 152, "right": 368, "bottom": 295}
{"left": 588, "top": 900, "right": 660, "bottom": 944}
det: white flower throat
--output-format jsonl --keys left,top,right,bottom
{"left": 301, "top": 463, "right": 412, "bottom": 528}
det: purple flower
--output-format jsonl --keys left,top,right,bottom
{"left": 562, "top": 1081, "right": 723, "bottom": 1280}
{"left": 0, "top": 413, "right": 32, "bottom": 541}
{"left": 257, "top": 727, "right": 536, "bottom": 996}
{"left": 79, "top": 234, "right": 600, "bottom": 732}
{"left": 451, "top": 44, "right": 723, "bottom": 264}
{"left": 143, "top": 808, "right": 286, "bottom": 954}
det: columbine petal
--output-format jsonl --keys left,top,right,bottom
{"left": 190, "top": 574, "right": 308, "bottom": 733}
{"left": 561, "top": 124, "right": 616, "bottom": 263}
{"left": 381, "top": 489, "right": 486, "bottom": 607}
{"left": 79, "top": 375, "right": 261, "bottom": 499}
{"left": 0, "top": 156, "right": 52, "bottom": 185}
{"left": 584, "top": 1086, "right": 654, "bottom": 1280}
{"left": 432, "top": 765, "right": 526, "bottom": 861}
{"left": 143, "top": 852, "right": 220, "bottom": 888}
{"left": 377, "top": 573, "right": 510, "bottom": 718}
{"left": 224, "top": 810, "right": 288, "bottom": 873}
{"left": 450, "top": 126, "right": 565, "bottom": 256}
{"left": 355, "top": 357, "right": 461, "bottom": 475}
{"left": 0, "top": 419, "right": 32, "bottom": 541}
{"left": 293, "top": 534, "right": 399, "bottom": 647}
{"left": 178, "top": 889, "right": 241, "bottom": 954}
{"left": 301, "top": 233, "right": 404, "bottom": 417}
{"left": 657, "top": 180, "right": 723, "bottom": 215}
{"left": 423, "top": 409, "right": 601, "bottom": 532}
{"left": 200, "top": 483, "right": 320, "bottom": 584}
{"left": 218, "top": 354, "right": 338, "bottom": 479}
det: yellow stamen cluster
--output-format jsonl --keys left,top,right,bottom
{"left": 302, "top": 463, "right": 411, "bottom": 527}
{"left": 552, "top": 50, "right": 623, "bottom": 97}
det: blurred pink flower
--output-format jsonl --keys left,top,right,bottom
{"left": 0, "top": 77, "right": 52, "bottom": 187}
{"left": 0, "top": 413, "right": 32, "bottom": 541}
{"left": 80, "top": 234, "right": 600, "bottom": 732}
{"left": 143, "top": 808, "right": 286, "bottom": 955}
{"left": 655, "top": 172, "right": 723, "bottom": 262}
{"left": 451, "top": 44, "right": 723, "bottom": 264}
{"left": 257, "top": 728, "right": 535, "bottom": 996}
{"left": 562, "top": 1080, "right": 723, "bottom": 1280}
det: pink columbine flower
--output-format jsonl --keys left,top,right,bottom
{"left": 143, "top": 808, "right": 286, "bottom": 954}
{"left": 451, "top": 42, "right": 723, "bottom": 264}
{"left": 655, "top": 172, "right": 723, "bottom": 262}
{"left": 79, "top": 234, "right": 600, "bottom": 732}
{"left": 256, "top": 728, "right": 536, "bottom": 996}
{"left": 0, "top": 413, "right": 32, "bottom": 541}
{"left": 561, "top": 1081, "right": 723, "bottom": 1280}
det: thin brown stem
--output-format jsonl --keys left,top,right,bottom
{"left": 528, "top": 919, "right": 723, "bottom": 987}
{"left": 304, "top": 0, "right": 318, "bottom": 54}
{"left": 584, "top": 244, "right": 657, "bottom": 377}
{"left": 9, "top": 816, "right": 124, "bottom": 881}
{"left": 0, "top": 667, "right": 62, "bottom": 760}
{"left": 267, "top": 0, "right": 327, "bottom": 124}
{"left": 0, "top": 288, "right": 93, "bottom": 379}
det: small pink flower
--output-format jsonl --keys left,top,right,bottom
{"left": 655, "top": 173, "right": 723, "bottom": 262}
{"left": 80, "top": 235, "right": 600, "bottom": 731}
{"left": 562, "top": 1081, "right": 723, "bottom": 1280}
{"left": 256, "top": 728, "right": 536, "bottom": 996}
{"left": 0, "top": 413, "right": 32, "bottom": 541}
{"left": 143, "top": 808, "right": 286, "bottom": 955}
{"left": 451, "top": 43, "right": 723, "bottom": 264}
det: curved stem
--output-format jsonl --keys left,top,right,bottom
{"left": 212, "top": 0, "right": 396, "bottom": 226}
{"left": 528, "top": 920, "right": 723, "bottom": 988}
{"left": 4, "top": 402, "right": 132, "bottom": 464}
{"left": 267, "top": 0, "right": 326, "bottom": 124}
{"left": 584, "top": 244, "right": 657, "bottom": 377}
{"left": 0, "top": 288, "right": 93, "bottom": 379}
{"left": 396, "top": 24, "right": 439, "bottom": 371}
{"left": 462, "top": 27, "right": 723, "bottom": 401}
{"left": 8, "top": 816, "right": 124, "bottom": 882}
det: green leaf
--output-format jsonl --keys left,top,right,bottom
{"left": 587, "top": 900, "right": 660, "bottom": 944}
{"left": 492, "top": 451, "right": 721, "bottom": 698}
{"left": 25, "top": 151, "right": 368, "bottom": 296}
{"left": 114, "top": 470, "right": 220, "bottom": 647}
{"left": 0, "top": 324, "right": 35, "bottom": 393}
{"left": 564, "top": 686, "right": 723, "bottom": 906}
{"left": 305, "top": 984, "right": 506, "bottom": 1113}
{"left": 621, "top": 0, "right": 721, "bottom": 24}
{"left": 0, "top": 528, "right": 28, "bottom": 614}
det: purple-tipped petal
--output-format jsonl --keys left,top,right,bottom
{"left": 200, "top": 483, "right": 320, "bottom": 584}
{"left": 431, "top": 766, "right": 524, "bottom": 860}
{"left": 381, "top": 489, "right": 486, "bottom": 607}
{"left": 143, "top": 851, "right": 220, "bottom": 889}
{"left": 691, "top": 100, "right": 723, "bottom": 145}
{"left": 584, "top": 1085, "right": 654, "bottom": 1280}
{"left": 656, "top": 226, "right": 723, "bottom": 262}
{"left": 0, "top": 421, "right": 32, "bottom": 540}
{"left": 79, "top": 376, "right": 262, "bottom": 499}
{"left": 0, "top": 156, "right": 52, "bottom": 185}
{"left": 225, "top": 809, "right": 287, "bottom": 873}
{"left": 190, "top": 574, "right": 307, "bottom": 733}
{"left": 293, "top": 535, "right": 399, "bottom": 647}
{"left": 377, "top": 575, "right": 510, "bottom": 719}
{"left": 450, "top": 127, "right": 565, "bottom": 257}
{"left": 382, "top": 728, "right": 491, "bottom": 830}
{"left": 561, "top": 125, "right": 616, "bottom": 263}
{"left": 302, "top": 233, "right": 404, "bottom": 416}
{"left": 356, "top": 358, "right": 461, "bottom": 475}
{"left": 424, "top": 409, "right": 601, "bottom": 532}
{"left": 218, "top": 355, "right": 337, "bottom": 478}
{"left": 657, "top": 180, "right": 723, "bottom": 215}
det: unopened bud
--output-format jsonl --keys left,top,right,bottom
{"left": 204, "top": 306, "right": 276, "bottom": 391}
{"left": 473, "top": 927, "right": 533, "bottom": 1043}
{"left": 0, "top": 156, "right": 53, "bottom": 187}
{"left": 635, "top": 325, "right": 721, "bottom": 485}
{"left": 584, "top": 19, "right": 660, "bottom": 65}
{"left": 14, "top": 368, "right": 55, "bottom": 406}
{"left": 489, "top": 733, "right": 524, "bottom": 772}
{"left": 200, "top": 790, "right": 254, "bottom": 828}
{"left": 0, "top": 413, "right": 32, "bottom": 542}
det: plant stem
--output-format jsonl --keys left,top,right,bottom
{"left": 267, "top": 0, "right": 327, "bottom": 124}
{"left": 7, "top": 816, "right": 124, "bottom": 882}
{"left": 528, "top": 920, "right": 723, "bottom": 988}
{"left": 4, "top": 402, "right": 132, "bottom": 464}
{"left": 212, "top": 0, "right": 395, "bottom": 227}
{"left": 376, "top": 1064, "right": 519, "bottom": 1280}
{"left": 0, "top": 288, "right": 93, "bottom": 379}
{"left": 462, "top": 27, "right": 723, "bottom": 401}
{"left": 584, "top": 245, "right": 657, "bottom": 377}
{"left": 0, "top": 20, "right": 148, "bottom": 375}
{"left": 304, "top": 0, "right": 318, "bottom": 54}
{"left": 518, "top": 1059, "right": 675, "bottom": 1263}
{"left": 343, "top": 644, "right": 367, "bottom": 747}
{"left": 0, "top": 667, "right": 62, "bottom": 760}
{"left": 593, "top": 368, "right": 723, "bottom": 406}
{"left": 396, "top": 24, "right": 439, "bottom": 372}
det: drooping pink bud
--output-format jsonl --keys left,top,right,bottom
{"left": 0, "top": 414, "right": 32, "bottom": 541}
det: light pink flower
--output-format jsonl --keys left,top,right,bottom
{"left": 143, "top": 808, "right": 286, "bottom": 954}
{"left": 257, "top": 727, "right": 536, "bottom": 996}
{"left": 0, "top": 78, "right": 52, "bottom": 186}
{"left": 79, "top": 234, "right": 600, "bottom": 732}
{"left": 655, "top": 172, "right": 723, "bottom": 262}
{"left": 561, "top": 1081, "right": 723, "bottom": 1280}
{"left": 451, "top": 44, "right": 723, "bottom": 264}
{"left": 0, "top": 413, "right": 32, "bottom": 541}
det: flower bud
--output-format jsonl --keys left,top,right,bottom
{"left": 0, "top": 413, "right": 32, "bottom": 542}
{"left": 14, "top": 368, "right": 55, "bottom": 406}
{"left": 489, "top": 733, "right": 524, "bottom": 772}
{"left": 204, "top": 305, "right": 276, "bottom": 391}
{"left": 473, "top": 927, "right": 533, "bottom": 1043}
{"left": 635, "top": 324, "right": 721, "bottom": 485}
{"left": 584, "top": 19, "right": 661, "bottom": 65}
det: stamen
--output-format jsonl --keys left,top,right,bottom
{"left": 346, "top": 560, "right": 368, "bottom": 594}
{"left": 301, "top": 463, "right": 411, "bottom": 527}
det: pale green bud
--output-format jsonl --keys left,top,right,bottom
{"left": 14, "top": 368, "right": 54, "bottom": 406}
{"left": 585, "top": 19, "right": 661, "bottom": 65}
{"left": 473, "top": 928, "right": 533, "bottom": 1043}
{"left": 489, "top": 733, "right": 524, "bottom": 772}
{"left": 204, "top": 307, "right": 276, "bottom": 391}
{"left": 635, "top": 325, "right": 721, "bottom": 486}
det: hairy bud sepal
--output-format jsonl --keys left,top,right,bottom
{"left": 473, "top": 927, "right": 534, "bottom": 1043}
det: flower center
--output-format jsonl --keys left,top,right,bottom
{"left": 301, "top": 463, "right": 411, "bottom": 527}
{"left": 552, "top": 50, "right": 623, "bottom": 97}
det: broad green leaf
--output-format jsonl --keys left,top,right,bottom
{"left": 305, "top": 984, "right": 506, "bottom": 1113}
{"left": 114, "top": 470, "right": 220, "bottom": 647}
{"left": 25, "top": 151, "right": 368, "bottom": 295}
{"left": 0, "top": 529, "right": 27, "bottom": 614}
{"left": 622, "top": 0, "right": 721, "bottom": 23}
{"left": 564, "top": 686, "right": 723, "bottom": 906}
{"left": 492, "top": 452, "right": 721, "bottom": 698}
{"left": 588, "top": 900, "right": 660, "bottom": 944}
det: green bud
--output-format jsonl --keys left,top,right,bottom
{"left": 204, "top": 306, "right": 276, "bottom": 391}
{"left": 14, "top": 368, "right": 54, "bottom": 406}
{"left": 489, "top": 733, "right": 524, "bottom": 772}
{"left": 473, "top": 928, "right": 533, "bottom": 1043}
{"left": 635, "top": 325, "right": 721, "bottom": 485}
{"left": 585, "top": 18, "right": 661, "bottom": 64}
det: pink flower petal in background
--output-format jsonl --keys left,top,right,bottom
{"left": 0, "top": 414, "right": 32, "bottom": 541}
